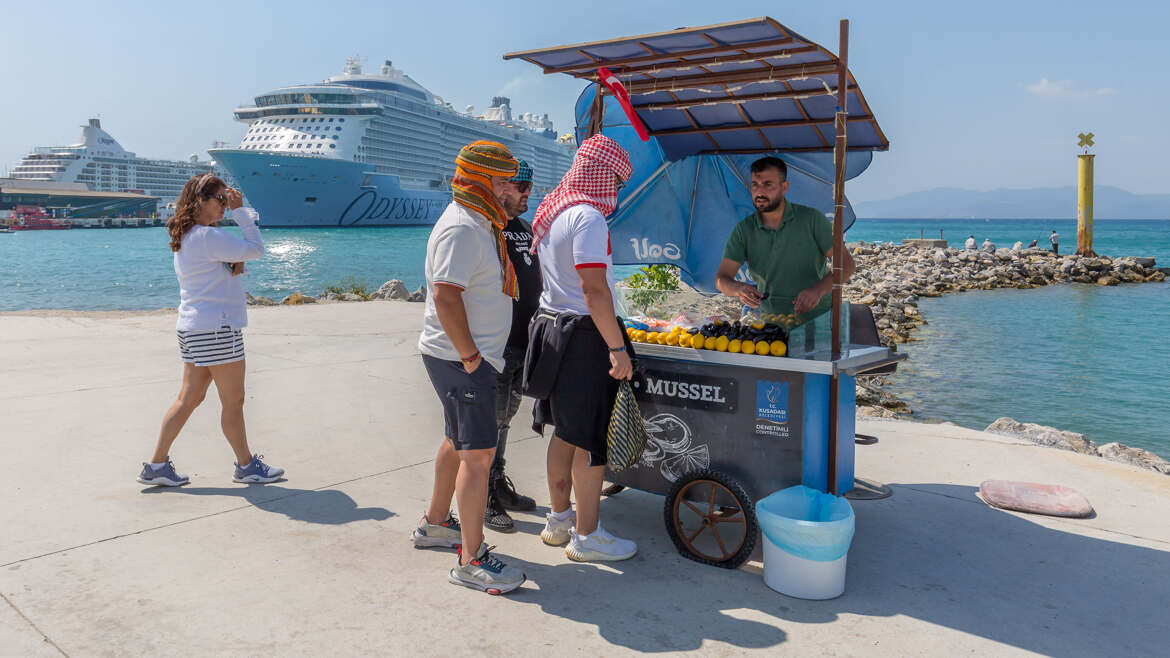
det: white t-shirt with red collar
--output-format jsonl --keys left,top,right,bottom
{"left": 535, "top": 203, "right": 617, "bottom": 315}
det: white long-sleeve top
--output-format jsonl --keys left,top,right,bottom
{"left": 174, "top": 207, "right": 264, "bottom": 331}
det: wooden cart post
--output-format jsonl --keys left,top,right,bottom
{"left": 827, "top": 19, "right": 850, "bottom": 496}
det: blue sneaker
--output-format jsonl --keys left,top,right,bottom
{"left": 137, "top": 459, "right": 189, "bottom": 487}
{"left": 233, "top": 454, "right": 284, "bottom": 483}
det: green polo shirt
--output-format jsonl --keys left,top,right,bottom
{"left": 722, "top": 201, "right": 833, "bottom": 323}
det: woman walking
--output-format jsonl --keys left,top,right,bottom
{"left": 137, "top": 173, "right": 284, "bottom": 486}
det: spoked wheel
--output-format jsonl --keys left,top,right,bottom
{"left": 664, "top": 469, "right": 756, "bottom": 569}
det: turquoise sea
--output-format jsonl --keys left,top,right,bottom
{"left": 2, "top": 218, "right": 1167, "bottom": 458}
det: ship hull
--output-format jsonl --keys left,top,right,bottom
{"left": 211, "top": 150, "right": 452, "bottom": 227}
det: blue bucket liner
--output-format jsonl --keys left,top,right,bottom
{"left": 756, "top": 485, "right": 855, "bottom": 562}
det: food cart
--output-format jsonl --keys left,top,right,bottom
{"left": 505, "top": 17, "right": 896, "bottom": 568}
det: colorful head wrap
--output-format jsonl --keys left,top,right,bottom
{"left": 531, "top": 134, "right": 632, "bottom": 250}
{"left": 511, "top": 159, "right": 533, "bottom": 184}
{"left": 451, "top": 140, "right": 520, "bottom": 299}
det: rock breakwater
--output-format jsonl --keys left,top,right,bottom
{"left": 986, "top": 417, "right": 1170, "bottom": 475}
{"left": 845, "top": 242, "right": 1164, "bottom": 348}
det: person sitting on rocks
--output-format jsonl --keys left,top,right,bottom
{"left": 981, "top": 238, "right": 996, "bottom": 252}
{"left": 1028, "top": 239, "right": 1038, "bottom": 248}
{"left": 964, "top": 235, "right": 977, "bottom": 250}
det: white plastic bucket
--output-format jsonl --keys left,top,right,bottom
{"left": 762, "top": 535, "right": 847, "bottom": 599}
{"left": 755, "top": 485, "right": 854, "bottom": 600}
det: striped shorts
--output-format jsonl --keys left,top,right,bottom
{"left": 177, "top": 326, "right": 245, "bottom": 367}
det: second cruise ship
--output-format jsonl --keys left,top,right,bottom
{"left": 210, "top": 57, "right": 576, "bottom": 227}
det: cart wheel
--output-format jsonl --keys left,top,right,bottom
{"left": 602, "top": 483, "right": 626, "bottom": 497}
{"left": 664, "top": 470, "right": 756, "bottom": 569}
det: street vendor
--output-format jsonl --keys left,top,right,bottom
{"left": 714, "top": 156, "right": 855, "bottom": 325}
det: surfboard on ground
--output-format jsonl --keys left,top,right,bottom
{"left": 979, "top": 480, "right": 1094, "bottom": 518}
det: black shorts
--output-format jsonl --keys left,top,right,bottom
{"left": 546, "top": 319, "right": 621, "bottom": 466}
{"left": 422, "top": 354, "right": 500, "bottom": 451}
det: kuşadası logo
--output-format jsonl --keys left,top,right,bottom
{"left": 755, "top": 380, "right": 790, "bottom": 438}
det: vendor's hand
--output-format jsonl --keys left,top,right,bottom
{"left": 608, "top": 350, "right": 633, "bottom": 380}
{"left": 736, "top": 282, "right": 763, "bottom": 308}
{"left": 226, "top": 187, "right": 244, "bottom": 210}
{"left": 230, "top": 262, "right": 245, "bottom": 276}
{"left": 794, "top": 286, "right": 825, "bottom": 314}
{"left": 463, "top": 354, "right": 482, "bottom": 374}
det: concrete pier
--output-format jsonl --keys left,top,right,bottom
{"left": 2, "top": 303, "right": 1167, "bottom": 656}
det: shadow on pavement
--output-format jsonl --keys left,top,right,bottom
{"left": 141, "top": 484, "right": 393, "bottom": 525}
{"left": 763, "top": 482, "right": 1169, "bottom": 656}
{"left": 509, "top": 558, "right": 787, "bottom": 653}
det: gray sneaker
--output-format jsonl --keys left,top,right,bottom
{"left": 448, "top": 544, "right": 525, "bottom": 595}
{"left": 410, "top": 513, "right": 462, "bottom": 549}
{"left": 232, "top": 454, "right": 284, "bottom": 483}
{"left": 137, "top": 459, "right": 189, "bottom": 487}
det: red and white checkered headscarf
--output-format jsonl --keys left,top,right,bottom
{"left": 531, "top": 134, "right": 632, "bottom": 250}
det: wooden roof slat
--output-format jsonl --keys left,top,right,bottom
{"left": 523, "top": 35, "right": 799, "bottom": 76}
{"left": 504, "top": 17, "right": 774, "bottom": 60}
{"left": 574, "top": 45, "right": 820, "bottom": 79}
{"left": 782, "top": 79, "right": 830, "bottom": 148}
{"left": 721, "top": 82, "right": 773, "bottom": 150}
{"left": 633, "top": 85, "right": 857, "bottom": 111}
{"left": 668, "top": 90, "right": 721, "bottom": 151}
{"left": 619, "top": 61, "right": 840, "bottom": 95}
{"left": 648, "top": 114, "right": 872, "bottom": 137}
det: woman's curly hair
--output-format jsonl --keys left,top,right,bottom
{"left": 166, "top": 173, "right": 225, "bottom": 251}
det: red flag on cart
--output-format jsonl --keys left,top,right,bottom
{"left": 598, "top": 67, "right": 650, "bottom": 142}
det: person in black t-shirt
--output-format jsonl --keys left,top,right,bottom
{"left": 485, "top": 159, "right": 541, "bottom": 532}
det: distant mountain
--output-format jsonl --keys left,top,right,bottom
{"left": 854, "top": 185, "right": 1170, "bottom": 219}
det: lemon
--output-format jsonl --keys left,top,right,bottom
{"left": 755, "top": 341, "right": 771, "bottom": 355}
{"left": 728, "top": 338, "right": 742, "bottom": 353}
{"left": 625, "top": 327, "right": 636, "bottom": 339}
{"left": 678, "top": 334, "right": 692, "bottom": 348}
{"left": 769, "top": 340, "right": 787, "bottom": 357}
{"left": 650, "top": 332, "right": 662, "bottom": 344}
{"left": 692, "top": 335, "right": 705, "bottom": 350}
{"left": 633, "top": 330, "right": 646, "bottom": 342}
{"left": 703, "top": 336, "right": 717, "bottom": 350}
{"left": 665, "top": 333, "right": 679, "bottom": 346}
{"left": 670, "top": 326, "right": 683, "bottom": 335}
{"left": 715, "top": 335, "right": 729, "bottom": 352}
{"left": 741, "top": 340, "right": 755, "bottom": 355}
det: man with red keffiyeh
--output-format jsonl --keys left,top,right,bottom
{"left": 526, "top": 134, "right": 640, "bottom": 563}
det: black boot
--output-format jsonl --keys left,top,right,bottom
{"left": 484, "top": 488, "right": 515, "bottom": 532}
{"left": 493, "top": 475, "right": 536, "bottom": 512}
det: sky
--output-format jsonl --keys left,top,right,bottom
{"left": 1, "top": 0, "right": 1167, "bottom": 203}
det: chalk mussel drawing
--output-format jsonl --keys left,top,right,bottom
{"left": 638, "top": 413, "right": 711, "bottom": 482}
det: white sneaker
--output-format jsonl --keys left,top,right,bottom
{"left": 565, "top": 525, "right": 637, "bottom": 562}
{"left": 541, "top": 511, "right": 576, "bottom": 546}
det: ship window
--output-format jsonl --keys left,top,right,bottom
{"left": 328, "top": 118, "right": 334, "bottom": 122}
{"left": 329, "top": 144, "right": 336, "bottom": 149}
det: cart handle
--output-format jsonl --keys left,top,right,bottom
{"left": 843, "top": 352, "right": 907, "bottom": 376}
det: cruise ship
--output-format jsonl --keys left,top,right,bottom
{"left": 9, "top": 119, "right": 229, "bottom": 211}
{"left": 209, "top": 57, "right": 576, "bottom": 227}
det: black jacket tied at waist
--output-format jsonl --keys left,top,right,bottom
{"left": 522, "top": 309, "right": 582, "bottom": 401}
